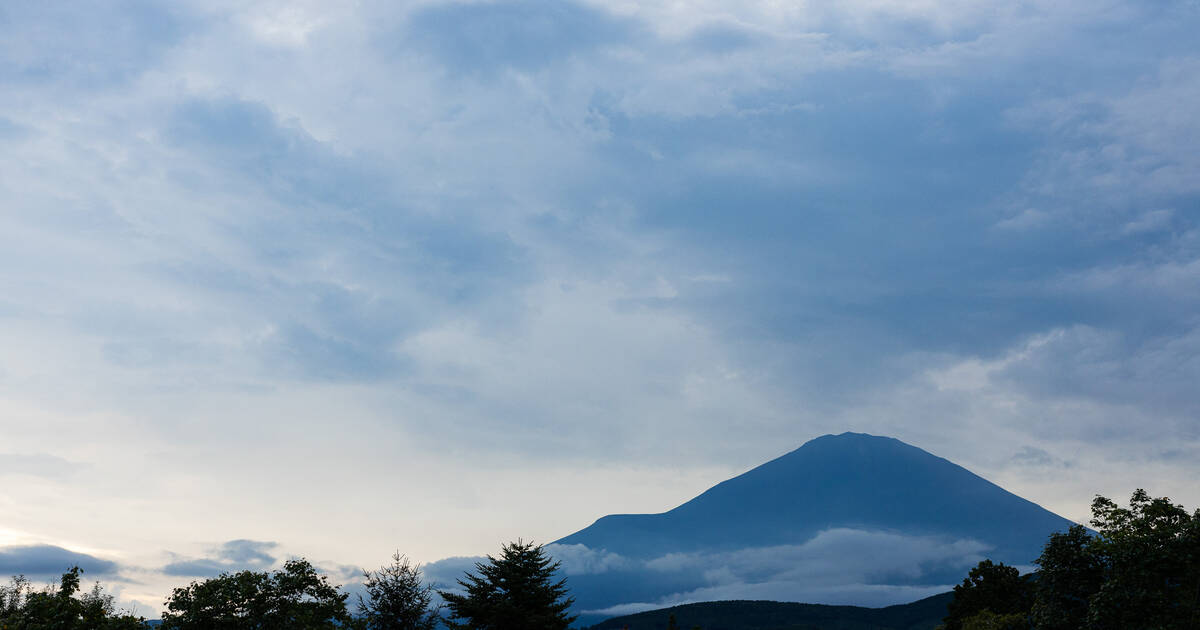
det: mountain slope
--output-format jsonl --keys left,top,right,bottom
{"left": 585, "top": 592, "right": 955, "bottom": 630}
{"left": 555, "top": 432, "right": 1076, "bottom": 566}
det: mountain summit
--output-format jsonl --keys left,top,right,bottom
{"left": 555, "top": 432, "right": 1077, "bottom": 566}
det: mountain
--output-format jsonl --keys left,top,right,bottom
{"left": 585, "top": 592, "right": 955, "bottom": 630}
{"left": 556, "top": 432, "right": 1075, "bottom": 564}
{"left": 544, "top": 432, "right": 1079, "bottom": 624}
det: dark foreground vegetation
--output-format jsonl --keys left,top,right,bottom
{"left": 941, "top": 489, "right": 1200, "bottom": 630}
{"left": 0, "top": 567, "right": 145, "bottom": 630}
{"left": 0, "top": 540, "right": 572, "bottom": 630}
{"left": 1, "top": 490, "right": 1196, "bottom": 629}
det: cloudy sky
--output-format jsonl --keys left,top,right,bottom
{"left": 1, "top": 0, "right": 1198, "bottom": 617}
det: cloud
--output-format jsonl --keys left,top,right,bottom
{"left": 0, "top": 453, "right": 84, "bottom": 479}
{"left": 402, "top": 0, "right": 639, "bottom": 76}
{"left": 0, "top": 545, "right": 119, "bottom": 580}
{"left": 543, "top": 544, "right": 633, "bottom": 576}
{"left": 421, "top": 555, "right": 488, "bottom": 592}
{"left": 3, "top": 0, "right": 1196, "bottom": 465}
{"left": 991, "top": 325, "right": 1200, "bottom": 430}
{"left": 162, "top": 540, "right": 279, "bottom": 577}
{"left": 0, "top": 2, "right": 186, "bottom": 89}
{"left": 577, "top": 528, "right": 987, "bottom": 612}
{"left": 1010, "top": 446, "right": 1071, "bottom": 469}
{"left": 431, "top": 530, "right": 988, "bottom": 619}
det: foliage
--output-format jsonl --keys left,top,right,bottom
{"left": 357, "top": 552, "right": 440, "bottom": 630}
{"left": 439, "top": 540, "right": 576, "bottom": 630}
{"left": 960, "top": 609, "right": 1027, "bottom": 630}
{"left": 160, "top": 558, "right": 351, "bottom": 630}
{"left": 984, "top": 489, "right": 1200, "bottom": 630}
{"left": 1083, "top": 489, "right": 1200, "bottom": 630}
{"left": 0, "top": 567, "right": 147, "bottom": 630}
{"left": 1030, "top": 525, "right": 1102, "bottom": 630}
{"left": 943, "top": 560, "right": 1032, "bottom": 630}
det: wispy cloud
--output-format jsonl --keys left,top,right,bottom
{"left": 0, "top": 453, "right": 84, "bottom": 480}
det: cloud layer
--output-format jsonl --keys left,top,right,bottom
{"left": 0, "top": 545, "right": 118, "bottom": 580}
{"left": 162, "top": 539, "right": 279, "bottom": 577}
{"left": 425, "top": 530, "right": 989, "bottom": 620}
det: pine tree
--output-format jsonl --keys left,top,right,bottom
{"left": 438, "top": 540, "right": 576, "bottom": 630}
{"left": 357, "top": 552, "right": 440, "bottom": 630}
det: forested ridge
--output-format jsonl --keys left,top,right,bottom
{"left": 585, "top": 593, "right": 954, "bottom": 630}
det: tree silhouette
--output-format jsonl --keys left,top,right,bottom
{"left": 942, "top": 560, "right": 1032, "bottom": 630}
{"left": 1031, "top": 525, "right": 1103, "bottom": 630}
{"left": 0, "top": 567, "right": 147, "bottom": 629}
{"left": 357, "top": 552, "right": 440, "bottom": 630}
{"left": 160, "top": 558, "right": 350, "bottom": 630}
{"left": 1084, "top": 490, "right": 1200, "bottom": 630}
{"left": 439, "top": 540, "right": 575, "bottom": 630}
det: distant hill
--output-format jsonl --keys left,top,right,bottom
{"left": 585, "top": 592, "right": 954, "bottom": 630}
{"left": 544, "top": 433, "right": 1078, "bottom": 623}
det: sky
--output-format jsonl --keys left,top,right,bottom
{"left": 1, "top": 0, "right": 1198, "bottom": 617}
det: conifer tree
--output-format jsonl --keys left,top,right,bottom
{"left": 358, "top": 552, "right": 440, "bottom": 630}
{"left": 438, "top": 540, "right": 575, "bottom": 630}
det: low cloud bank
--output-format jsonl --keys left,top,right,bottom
{"left": 0, "top": 544, "right": 118, "bottom": 579}
{"left": 161, "top": 539, "right": 278, "bottom": 577}
{"left": 424, "top": 528, "right": 989, "bottom": 619}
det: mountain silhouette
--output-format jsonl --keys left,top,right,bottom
{"left": 539, "top": 432, "right": 1084, "bottom": 624}
{"left": 418, "top": 432, "right": 1086, "bottom": 622}
{"left": 556, "top": 432, "right": 1077, "bottom": 567}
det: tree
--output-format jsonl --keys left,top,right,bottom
{"left": 1026, "top": 490, "right": 1200, "bottom": 630}
{"left": 1084, "top": 489, "right": 1200, "bottom": 630}
{"left": 357, "top": 552, "right": 440, "bottom": 630}
{"left": 438, "top": 540, "right": 576, "bottom": 630}
{"left": 0, "top": 567, "right": 147, "bottom": 630}
{"left": 1031, "top": 525, "right": 1103, "bottom": 630}
{"left": 0, "top": 575, "right": 32, "bottom": 625}
{"left": 160, "top": 558, "right": 351, "bottom": 630}
{"left": 942, "top": 560, "right": 1032, "bottom": 630}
